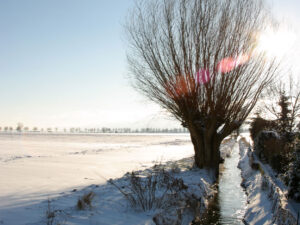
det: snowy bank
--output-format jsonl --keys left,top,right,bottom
{"left": 238, "top": 138, "right": 298, "bottom": 225}
{"left": 24, "top": 157, "right": 215, "bottom": 225}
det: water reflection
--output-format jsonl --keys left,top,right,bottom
{"left": 194, "top": 142, "right": 247, "bottom": 225}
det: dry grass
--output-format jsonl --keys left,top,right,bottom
{"left": 46, "top": 199, "right": 56, "bottom": 225}
{"left": 46, "top": 199, "right": 66, "bottom": 225}
{"left": 109, "top": 165, "right": 188, "bottom": 211}
{"left": 77, "top": 191, "right": 95, "bottom": 210}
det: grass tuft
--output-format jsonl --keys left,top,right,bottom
{"left": 77, "top": 191, "right": 95, "bottom": 210}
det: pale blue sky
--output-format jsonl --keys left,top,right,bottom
{"left": 0, "top": 0, "right": 299, "bottom": 129}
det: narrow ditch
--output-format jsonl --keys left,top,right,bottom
{"left": 195, "top": 142, "right": 247, "bottom": 224}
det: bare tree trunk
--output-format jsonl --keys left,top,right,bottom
{"left": 190, "top": 128, "right": 221, "bottom": 180}
{"left": 191, "top": 134, "right": 205, "bottom": 168}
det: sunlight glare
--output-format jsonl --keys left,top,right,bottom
{"left": 256, "top": 27, "right": 296, "bottom": 59}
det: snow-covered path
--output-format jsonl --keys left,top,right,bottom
{"left": 0, "top": 133, "right": 194, "bottom": 223}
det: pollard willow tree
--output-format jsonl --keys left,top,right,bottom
{"left": 125, "top": 0, "right": 279, "bottom": 179}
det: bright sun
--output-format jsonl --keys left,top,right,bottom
{"left": 256, "top": 27, "right": 296, "bottom": 59}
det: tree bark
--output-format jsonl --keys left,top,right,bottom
{"left": 190, "top": 127, "right": 221, "bottom": 181}
{"left": 191, "top": 134, "right": 205, "bottom": 168}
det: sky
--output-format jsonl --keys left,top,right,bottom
{"left": 0, "top": 0, "right": 299, "bottom": 129}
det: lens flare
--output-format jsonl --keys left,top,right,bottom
{"left": 165, "top": 76, "right": 191, "bottom": 98}
{"left": 217, "top": 57, "right": 236, "bottom": 73}
{"left": 236, "top": 54, "right": 250, "bottom": 65}
{"left": 166, "top": 53, "right": 250, "bottom": 98}
{"left": 195, "top": 69, "right": 210, "bottom": 84}
{"left": 175, "top": 76, "right": 188, "bottom": 96}
{"left": 217, "top": 54, "right": 250, "bottom": 74}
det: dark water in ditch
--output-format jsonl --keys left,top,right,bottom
{"left": 196, "top": 142, "right": 247, "bottom": 225}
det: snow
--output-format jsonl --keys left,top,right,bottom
{"left": 0, "top": 133, "right": 200, "bottom": 224}
{"left": 238, "top": 135, "right": 299, "bottom": 225}
{"left": 217, "top": 124, "right": 225, "bottom": 134}
{"left": 32, "top": 158, "right": 214, "bottom": 225}
{"left": 238, "top": 137, "right": 274, "bottom": 225}
{"left": 4, "top": 132, "right": 295, "bottom": 224}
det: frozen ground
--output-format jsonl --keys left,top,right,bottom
{"left": 238, "top": 136, "right": 299, "bottom": 225}
{"left": 0, "top": 133, "right": 194, "bottom": 224}
{"left": 238, "top": 138, "right": 274, "bottom": 225}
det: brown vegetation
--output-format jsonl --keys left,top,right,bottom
{"left": 77, "top": 192, "right": 95, "bottom": 210}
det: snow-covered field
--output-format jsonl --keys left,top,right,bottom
{"left": 0, "top": 133, "right": 195, "bottom": 224}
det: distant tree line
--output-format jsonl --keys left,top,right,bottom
{"left": 0, "top": 125, "right": 189, "bottom": 134}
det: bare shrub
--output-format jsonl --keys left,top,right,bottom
{"left": 77, "top": 191, "right": 95, "bottom": 210}
{"left": 46, "top": 199, "right": 66, "bottom": 225}
{"left": 46, "top": 199, "right": 56, "bottom": 225}
{"left": 109, "top": 167, "right": 187, "bottom": 211}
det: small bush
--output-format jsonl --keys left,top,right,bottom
{"left": 109, "top": 166, "right": 187, "bottom": 211}
{"left": 77, "top": 191, "right": 95, "bottom": 210}
{"left": 254, "top": 130, "right": 290, "bottom": 174}
{"left": 250, "top": 115, "right": 277, "bottom": 142}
